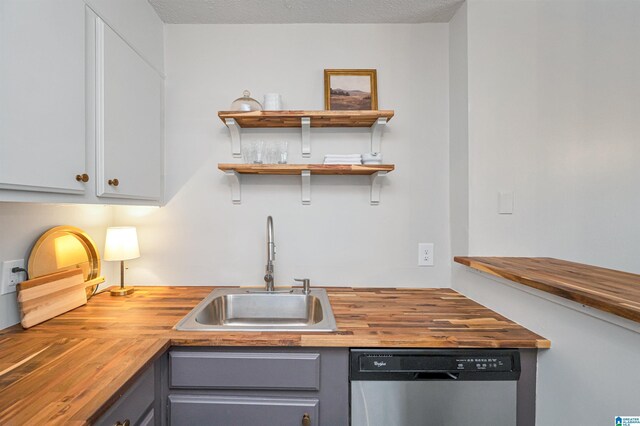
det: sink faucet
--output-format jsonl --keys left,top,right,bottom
{"left": 264, "top": 216, "right": 276, "bottom": 291}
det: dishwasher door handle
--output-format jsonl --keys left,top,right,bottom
{"left": 411, "top": 372, "right": 460, "bottom": 380}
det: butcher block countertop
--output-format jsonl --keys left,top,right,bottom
{"left": 455, "top": 257, "right": 640, "bottom": 323}
{"left": 0, "top": 286, "right": 549, "bottom": 425}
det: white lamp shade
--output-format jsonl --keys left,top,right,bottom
{"left": 104, "top": 227, "right": 140, "bottom": 261}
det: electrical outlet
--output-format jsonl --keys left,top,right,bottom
{"left": 1, "top": 259, "right": 26, "bottom": 295}
{"left": 418, "top": 243, "right": 434, "bottom": 266}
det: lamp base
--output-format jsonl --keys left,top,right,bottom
{"left": 110, "top": 286, "right": 134, "bottom": 296}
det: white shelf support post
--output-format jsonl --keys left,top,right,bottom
{"left": 370, "top": 117, "right": 387, "bottom": 153}
{"left": 225, "top": 171, "right": 241, "bottom": 204}
{"left": 370, "top": 171, "right": 387, "bottom": 205}
{"left": 301, "top": 170, "right": 311, "bottom": 205}
{"left": 225, "top": 118, "right": 242, "bottom": 158}
{"left": 301, "top": 117, "right": 311, "bottom": 158}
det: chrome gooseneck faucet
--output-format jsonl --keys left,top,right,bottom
{"left": 264, "top": 216, "right": 276, "bottom": 291}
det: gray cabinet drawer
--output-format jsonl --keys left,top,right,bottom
{"left": 169, "top": 351, "right": 320, "bottom": 390}
{"left": 169, "top": 394, "right": 319, "bottom": 426}
{"left": 96, "top": 365, "right": 155, "bottom": 426}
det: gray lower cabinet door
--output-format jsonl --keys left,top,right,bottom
{"left": 96, "top": 366, "right": 155, "bottom": 426}
{"left": 168, "top": 394, "right": 319, "bottom": 426}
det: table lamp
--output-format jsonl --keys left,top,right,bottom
{"left": 104, "top": 226, "right": 140, "bottom": 296}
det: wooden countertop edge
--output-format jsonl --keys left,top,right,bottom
{"left": 454, "top": 256, "right": 640, "bottom": 324}
{"left": 167, "top": 337, "right": 551, "bottom": 349}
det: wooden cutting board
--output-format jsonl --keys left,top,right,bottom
{"left": 17, "top": 268, "right": 87, "bottom": 329}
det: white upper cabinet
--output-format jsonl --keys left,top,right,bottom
{"left": 94, "top": 18, "right": 163, "bottom": 201}
{"left": 0, "top": 0, "right": 87, "bottom": 194}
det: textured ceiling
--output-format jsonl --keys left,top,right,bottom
{"left": 148, "top": 0, "right": 465, "bottom": 24}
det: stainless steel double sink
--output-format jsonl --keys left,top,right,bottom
{"left": 175, "top": 287, "right": 337, "bottom": 332}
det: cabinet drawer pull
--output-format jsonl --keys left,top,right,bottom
{"left": 114, "top": 420, "right": 130, "bottom": 426}
{"left": 108, "top": 178, "right": 119, "bottom": 187}
{"left": 302, "top": 413, "right": 311, "bottom": 426}
{"left": 75, "top": 173, "right": 89, "bottom": 183}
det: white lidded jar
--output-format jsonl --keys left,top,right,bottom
{"left": 230, "top": 90, "right": 262, "bottom": 111}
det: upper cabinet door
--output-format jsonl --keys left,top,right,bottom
{"left": 95, "top": 19, "right": 162, "bottom": 201}
{"left": 0, "top": 0, "right": 86, "bottom": 194}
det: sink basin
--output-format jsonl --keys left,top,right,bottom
{"left": 175, "top": 288, "right": 337, "bottom": 332}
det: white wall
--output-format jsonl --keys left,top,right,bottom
{"left": 466, "top": 0, "right": 640, "bottom": 273}
{"left": 450, "top": 1, "right": 640, "bottom": 424}
{"left": 454, "top": 266, "right": 640, "bottom": 425}
{"left": 449, "top": 2, "right": 469, "bottom": 256}
{"left": 0, "top": 203, "right": 114, "bottom": 329}
{"left": 114, "top": 23, "right": 452, "bottom": 288}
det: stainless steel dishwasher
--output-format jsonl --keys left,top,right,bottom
{"left": 350, "top": 349, "right": 521, "bottom": 426}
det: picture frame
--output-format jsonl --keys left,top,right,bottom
{"left": 324, "top": 69, "right": 378, "bottom": 111}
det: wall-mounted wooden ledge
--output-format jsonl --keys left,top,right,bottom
{"left": 218, "top": 163, "right": 394, "bottom": 175}
{"left": 218, "top": 164, "right": 394, "bottom": 205}
{"left": 454, "top": 257, "right": 640, "bottom": 324}
{"left": 217, "top": 110, "right": 395, "bottom": 128}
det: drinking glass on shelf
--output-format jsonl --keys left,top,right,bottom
{"left": 265, "top": 142, "right": 278, "bottom": 164}
{"left": 242, "top": 142, "right": 255, "bottom": 164}
{"left": 277, "top": 141, "right": 288, "bottom": 164}
{"left": 253, "top": 140, "right": 265, "bottom": 164}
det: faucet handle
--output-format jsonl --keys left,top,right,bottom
{"left": 293, "top": 278, "right": 311, "bottom": 294}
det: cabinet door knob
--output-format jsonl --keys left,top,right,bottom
{"left": 75, "top": 173, "right": 89, "bottom": 183}
{"left": 302, "top": 413, "right": 311, "bottom": 426}
{"left": 108, "top": 178, "right": 119, "bottom": 187}
{"left": 114, "top": 420, "right": 130, "bottom": 426}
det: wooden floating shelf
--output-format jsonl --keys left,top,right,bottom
{"left": 218, "top": 163, "right": 395, "bottom": 175}
{"left": 217, "top": 110, "right": 394, "bottom": 128}
{"left": 218, "top": 164, "right": 395, "bottom": 205}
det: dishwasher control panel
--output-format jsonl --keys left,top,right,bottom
{"left": 350, "top": 349, "right": 521, "bottom": 381}
{"left": 453, "top": 356, "right": 511, "bottom": 371}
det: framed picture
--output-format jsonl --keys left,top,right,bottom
{"left": 324, "top": 69, "right": 378, "bottom": 111}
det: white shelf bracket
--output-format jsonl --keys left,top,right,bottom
{"left": 301, "top": 117, "right": 311, "bottom": 158}
{"left": 225, "top": 118, "right": 242, "bottom": 158}
{"left": 225, "top": 171, "right": 241, "bottom": 204}
{"left": 370, "top": 117, "right": 387, "bottom": 153}
{"left": 301, "top": 170, "right": 311, "bottom": 205}
{"left": 370, "top": 171, "right": 387, "bottom": 205}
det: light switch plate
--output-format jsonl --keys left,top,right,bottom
{"left": 1, "top": 259, "right": 26, "bottom": 295}
{"left": 498, "top": 191, "right": 514, "bottom": 214}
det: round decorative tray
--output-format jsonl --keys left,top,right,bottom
{"left": 28, "top": 225, "right": 103, "bottom": 297}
